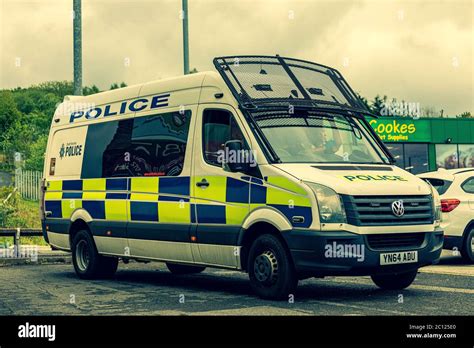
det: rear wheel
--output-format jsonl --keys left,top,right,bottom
{"left": 166, "top": 263, "right": 206, "bottom": 275}
{"left": 460, "top": 228, "right": 474, "bottom": 263}
{"left": 248, "top": 234, "right": 297, "bottom": 300}
{"left": 371, "top": 269, "right": 418, "bottom": 290}
{"left": 72, "top": 230, "right": 118, "bottom": 279}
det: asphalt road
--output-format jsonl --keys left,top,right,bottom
{"left": 0, "top": 251, "right": 472, "bottom": 316}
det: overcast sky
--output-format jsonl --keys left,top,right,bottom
{"left": 0, "top": 0, "right": 472, "bottom": 115}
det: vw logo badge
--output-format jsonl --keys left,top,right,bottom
{"left": 391, "top": 200, "right": 405, "bottom": 217}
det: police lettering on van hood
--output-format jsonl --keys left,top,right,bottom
{"left": 272, "top": 163, "right": 431, "bottom": 196}
{"left": 68, "top": 94, "right": 170, "bottom": 123}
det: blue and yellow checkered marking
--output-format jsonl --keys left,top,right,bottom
{"left": 130, "top": 201, "right": 158, "bottom": 222}
{"left": 45, "top": 175, "right": 313, "bottom": 227}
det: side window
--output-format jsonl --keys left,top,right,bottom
{"left": 461, "top": 177, "right": 474, "bottom": 193}
{"left": 128, "top": 111, "right": 191, "bottom": 176}
{"left": 81, "top": 119, "right": 132, "bottom": 178}
{"left": 81, "top": 111, "right": 191, "bottom": 178}
{"left": 202, "top": 109, "right": 247, "bottom": 167}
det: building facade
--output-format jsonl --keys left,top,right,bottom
{"left": 369, "top": 116, "right": 474, "bottom": 174}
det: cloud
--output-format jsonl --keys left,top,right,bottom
{"left": 0, "top": 0, "right": 472, "bottom": 115}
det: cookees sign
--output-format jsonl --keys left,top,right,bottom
{"left": 369, "top": 118, "right": 431, "bottom": 142}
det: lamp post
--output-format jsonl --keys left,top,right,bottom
{"left": 182, "top": 0, "right": 189, "bottom": 75}
{"left": 73, "top": 0, "right": 82, "bottom": 95}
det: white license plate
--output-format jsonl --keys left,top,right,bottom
{"left": 380, "top": 251, "right": 418, "bottom": 265}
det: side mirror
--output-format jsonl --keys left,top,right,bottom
{"left": 223, "top": 140, "right": 250, "bottom": 173}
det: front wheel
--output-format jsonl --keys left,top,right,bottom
{"left": 460, "top": 228, "right": 474, "bottom": 263}
{"left": 371, "top": 269, "right": 418, "bottom": 290}
{"left": 72, "top": 230, "right": 118, "bottom": 279}
{"left": 248, "top": 234, "right": 298, "bottom": 300}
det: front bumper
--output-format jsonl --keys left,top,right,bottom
{"left": 282, "top": 229, "right": 443, "bottom": 277}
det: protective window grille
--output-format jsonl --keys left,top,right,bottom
{"left": 214, "top": 56, "right": 360, "bottom": 108}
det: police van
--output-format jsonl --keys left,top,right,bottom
{"left": 41, "top": 55, "right": 443, "bottom": 299}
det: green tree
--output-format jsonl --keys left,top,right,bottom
{"left": 457, "top": 111, "right": 472, "bottom": 118}
{"left": 0, "top": 91, "right": 21, "bottom": 135}
{"left": 24, "top": 135, "right": 48, "bottom": 171}
{"left": 110, "top": 82, "right": 127, "bottom": 90}
{"left": 356, "top": 93, "right": 371, "bottom": 111}
{"left": 83, "top": 85, "right": 100, "bottom": 96}
{"left": 371, "top": 95, "right": 387, "bottom": 116}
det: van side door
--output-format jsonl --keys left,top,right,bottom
{"left": 125, "top": 107, "right": 197, "bottom": 262}
{"left": 191, "top": 105, "right": 253, "bottom": 268}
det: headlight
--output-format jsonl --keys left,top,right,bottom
{"left": 427, "top": 182, "right": 442, "bottom": 222}
{"left": 306, "top": 182, "right": 346, "bottom": 224}
{"left": 434, "top": 205, "right": 442, "bottom": 222}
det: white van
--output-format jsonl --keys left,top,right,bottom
{"left": 40, "top": 55, "right": 443, "bottom": 299}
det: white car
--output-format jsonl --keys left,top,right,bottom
{"left": 418, "top": 168, "right": 474, "bottom": 263}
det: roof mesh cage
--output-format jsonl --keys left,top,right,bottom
{"left": 213, "top": 55, "right": 366, "bottom": 112}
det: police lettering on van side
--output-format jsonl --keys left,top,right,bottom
{"left": 69, "top": 93, "right": 170, "bottom": 123}
{"left": 59, "top": 143, "right": 83, "bottom": 159}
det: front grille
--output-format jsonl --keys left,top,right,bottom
{"left": 342, "top": 195, "right": 434, "bottom": 226}
{"left": 367, "top": 233, "right": 426, "bottom": 250}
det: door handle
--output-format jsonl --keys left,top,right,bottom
{"left": 196, "top": 179, "right": 210, "bottom": 188}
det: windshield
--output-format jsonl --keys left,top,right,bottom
{"left": 255, "top": 113, "right": 388, "bottom": 164}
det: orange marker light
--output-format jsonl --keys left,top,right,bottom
{"left": 191, "top": 236, "right": 197, "bottom": 242}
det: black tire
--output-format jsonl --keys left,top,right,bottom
{"left": 166, "top": 263, "right": 206, "bottom": 275}
{"left": 71, "top": 230, "right": 118, "bottom": 279}
{"left": 460, "top": 228, "right": 474, "bottom": 263}
{"left": 371, "top": 269, "right": 418, "bottom": 290}
{"left": 247, "top": 234, "right": 298, "bottom": 300}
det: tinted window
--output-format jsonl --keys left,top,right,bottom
{"left": 424, "top": 178, "right": 452, "bottom": 195}
{"left": 461, "top": 177, "right": 474, "bottom": 193}
{"left": 386, "top": 143, "right": 404, "bottom": 168}
{"left": 387, "top": 143, "right": 429, "bottom": 174}
{"left": 202, "top": 109, "right": 247, "bottom": 167}
{"left": 82, "top": 111, "right": 191, "bottom": 178}
{"left": 404, "top": 144, "right": 429, "bottom": 174}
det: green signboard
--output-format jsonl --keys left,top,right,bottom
{"left": 369, "top": 118, "right": 432, "bottom": 142}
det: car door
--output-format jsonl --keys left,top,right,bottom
{"left": 191, "top": 104, "right": 253, "bottom": 268}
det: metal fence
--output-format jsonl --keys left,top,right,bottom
{"left": 0, "top": 228, "right": 43, "bottom": 247}
{"left": 14, "top": 170, "right": 43, "bottom": 201}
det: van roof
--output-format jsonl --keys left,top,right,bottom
{"left": 63, "top": 71, "right": 217, "bottom": 103}
{"left": 53, "top": 71, "right": 230, "bottom": 126}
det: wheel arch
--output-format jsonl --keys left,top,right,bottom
{"left": 462, "top": 220, "right": 474, "bottom": 246}
{"left": 241, "top": 206, "right": 292, "bottom": 232}
{"left": 69, "top": 209, "right": 93, "bottom": 245}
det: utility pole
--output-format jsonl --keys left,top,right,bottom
{"left": 73, "top": 0, "right": 83, "bottom": 95}
{"left": 182, "top": 0, "right": 189, "bottom": 75}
